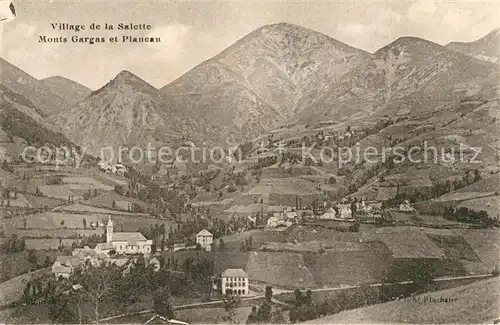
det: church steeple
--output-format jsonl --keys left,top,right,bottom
{"left": 106, "top": 216, "right": 113, "bottom": 243}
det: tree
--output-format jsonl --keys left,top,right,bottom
{"left": 219, "top": 239, "right": 225, "bottom": 251}
{"left": 265, "top": 285, "right": 273, "bottom": 302}
{"left": 160, "top": 237, "right": 165, "bottom": 252}
{"left": 294, "top": 289, "right": 303, "bottom": 306}
{"left": 222, "top": 290, "right": 241, "bottom": 323}
{"left": 247, "top": 306, "right": 258, "bottom": 324}
{"left": 153, "top": 288, "right": 174, "bottom": 319}
{"left": 47, "top": 291, "right": 76, "bottom": 323}
{"left": 474, "top": 169, "right": 481, "bottom": 182}
{"left": 27, "top": 250, "right": 38, "bottom": 269}
{"left": 75, "top": 263, "right": 124, "bottom": 323}
{"left": 248, "top": 236, "right": 253, "bottom": 250}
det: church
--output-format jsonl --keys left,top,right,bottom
{"left": 106, "top": 217, "right": 153, "bottom": 255}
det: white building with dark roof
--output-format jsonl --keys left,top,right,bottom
{"left": 221, "top": 268, "right": 249, "bottom": 296}
{"left": 106, "top": 217, "right": 152, "bottom": 254}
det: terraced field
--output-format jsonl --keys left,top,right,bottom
{"left": 246, "top": 251, "right": 316, "bottom": 288}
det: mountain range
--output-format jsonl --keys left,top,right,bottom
{"left": 1, "top": 23, "right": 499, "bottom": 158}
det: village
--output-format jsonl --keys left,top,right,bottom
{"left": 1, "top": 6, "right": 500, "bottom": 323}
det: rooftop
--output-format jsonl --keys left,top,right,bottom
{"left": 96, "top": 242, "right": 114, "bottom": 250}
{"left": 221, "top": 268, "right": 248, "bottom": 278}
{"left": 196, "top": 229, "right": 213, "bottom": 236}
{"left": 56, "top": 255, "right": 82, "bottom": 267}
{"left": 52, "top": 262, "right": 72, "bottom": 274}
{"left": 112, "top": 232, "right": 148, "bottom": 244}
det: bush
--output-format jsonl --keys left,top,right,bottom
{"left": 47, "top": 176, "right": 63, "bottom": 185}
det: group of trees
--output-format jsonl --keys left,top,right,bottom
{"left": 443, "top": 206, "right": 496, "bottom": 226}
{"left": 284, "top": 260, "right": 437, "bottom": 323}
{"left": 382, "top": 170, "right": 482, "bottom": 210}
{"left": 1, "top": 234, "right": 26, "bottom": 253}
{"left": 31, "top": 258, "right": 190, "bottom": 324}
{"left": 247, "top": 286, "right": 284, "bottom": 324}
{"left": 72, "top": 234, "right": 106, "bottom": 249}
{"left": 82, "top": 189, "right": 99, "bottom": 200}
{"left": 240, "top": 236, "right": 254, "bottom": 252}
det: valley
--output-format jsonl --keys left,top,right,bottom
{"left": 0, "top": 20, "right": 499, "bottom": 325}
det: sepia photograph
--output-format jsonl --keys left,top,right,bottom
{"left": 0, "top": 0, "right": 499, "bottom": 324}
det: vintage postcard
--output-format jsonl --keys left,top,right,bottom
{"left": 0, "top": 0, "right": 499, "bottom": 324}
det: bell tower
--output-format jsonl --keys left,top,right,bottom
{"left": 106, "top": 216, "right": 113, "bottom": 243}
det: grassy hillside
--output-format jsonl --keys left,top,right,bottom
{"left": 304, "top": 277, "right": 500, "bottom": 324}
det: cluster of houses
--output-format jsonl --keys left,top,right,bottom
{"left": 266, "top": 207, "right": 299, "bottom": 228}
{"left": 51, "top": 220, "right": 250, "bottom": 298}
{"left": 261, "top": 198, "right": 416, "bottom": 227}
{"left": 52, "top": 217, "right": 156, "bottom": 278}
{"left": 97, "top": 161, "right": 127, "bottom": 175}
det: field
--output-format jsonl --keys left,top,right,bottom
{"left": 303, "top": 242, "right": 391, "bottom": 287}
{"left": 217, "top": 229, "right": 288, "bottom": 250}
{"left": 412, "top": 213, "right": 463, "bottom": 226}
{"left": 246, "top": 251, "right": 316, "bottom": 288}
{"left": 25, "top": 238, "right": 81, "bottom": 250}
{"left": 23, "top": 194, "right": 66, "bottom": 209}
{"left": 4, "top": 212, "right": 101, "bottom": 229}
{"left": 14, "top": 227, "right": 104, "bottom": 238}
{"left": 38, "top": 184, "right": 79, "bottom": 200}
{"left": 455, "top": 229, "right": 500, "bottom": 271}
{"left": 286, "top": 225, "right": 361, "bottom": 244}
{"left": 82, "top": 191, "right": 151, "bottom": 212}
{"left": 426, "top": 234, "right": 480, "bottom": 261}
{"left": 2, "top": 193, "right": 32, "bottom": 208}
{"left": 456, "top": 176, "right": 500, "bottom": 193}
{"left": 176, "top": 306, "right": 253, "bottom": 324}
{"left": 0, "top": 268, "right": 51, "bottom": 306}
{"left": 456, "top": 195, "right": 500, "bottom": 216}
{"left": 305, "top": 277, "right": 500, "bottom": 324}
{"left": 432, "top": 191, "right": 496, "bottom": 202}
{"left": 56, "top": 203, "right": 150, "bottom": 216}
{"left": 0, "top": 251, "right": 60, "bottom": 282}
{"left": 161, "top": 250, "right": 250, "bottom": 275}
{"left": 37, "top": 177, "right": 114, "bottom": 200}
{"left": 4, "top": 211, "right": 177, "bottom": 234}
{"left": 361, "top": 232, "right": 445, "bottom": 259}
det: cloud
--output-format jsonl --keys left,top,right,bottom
{"left": 335, "top": 8, "right": 403, "bottom": 52}
{"left": 109, "top": 23, "right": 193, "bottom": 87}
{"left": 146, "top": 23, "right": 191, "bottom": 61}
{"left": 407, "top": 0, "right": 437, "bottom": 23}
{"left": 442, "top": 8, "right": 473, "bottom": 29}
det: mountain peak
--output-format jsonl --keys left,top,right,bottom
{"left": 114, "top": 70, "right": 143, "bottom": 82}
{"left": 375, "top": 36, "right": 445, "bottom": 56}
{"left": 260, "top": 22, "right": 310, "bottom": 31}
{"left": 444, "top": 29, "right": 500, "bottom": 64}
{"left": 109, "top": 69, "right": 157, "bottom": 90}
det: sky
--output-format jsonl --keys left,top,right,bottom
{"left": 1, "top": 0, "right": 499, "bottom": 89}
